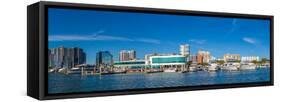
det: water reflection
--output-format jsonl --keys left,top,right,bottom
{"left": 48, "top": 68, "right": 270, "bottom": 94}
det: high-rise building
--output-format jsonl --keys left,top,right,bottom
{"left": 224, "top": 54, "right": 241, "bottom": 62}
{"left": 128, "top": 50, "right": 136, "bottom": 60}
{"left": 96, "top": 51, "right": 113, "bottom": 68}
{"left": 180, "top": 44, "right": 190, "bottom": 56}
{"left": 119, "top": 50, "right": 136, "bottom": 61}
{"left": 119, "top": 50, "right": 129, "bottom": 61}
{"left": 49, "top": 48, "right": 56, "bottom": 68}
{"left": 48, "top": 49, "right": 53, "bottom": 67}
{"left": 197, "top": 50, "right": 210, "bottom": 64}
{"left": 48, "top": 46, "right": 86, "bottom": 68}
{"left": 68, "top": 47, "right": 86, "bottom": 67}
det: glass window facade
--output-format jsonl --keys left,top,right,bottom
{"left": 96, "top": 51, "right": 113, "bottom": 68}
{"left": 152, "top": 57, "right": 186, "bottom": 64}
{"left": 114, "top": 61, "right": 145, "bottom": 65}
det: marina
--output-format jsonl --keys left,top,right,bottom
{"left": 48, "top": 61, "right": 270, "bottom": 75}
{"left": 48, "top": 68, "right": 270, "bottom": 94}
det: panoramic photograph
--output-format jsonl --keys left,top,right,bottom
{"left": 48, "top": 8, "right": 271, "bottom": 94}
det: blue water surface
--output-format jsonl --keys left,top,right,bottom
{"left": 48, "top": 68, "right": 270, "bottom": 94}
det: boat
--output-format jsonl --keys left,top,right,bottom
{"left": 112, "top": 70, "right": 127, "bottom": 74}
{"left": 164, "top": 68, "right": 177, "bottom": 72}
{"left": 208, "top": 63, "right": 218, "bottom": 72}
{"left": 67, "top": 67, "right": 81, "bottom": 74}
{"left": 222, "top": 63, "right": 239, "bottom": 71}
{"left": 258, "top": 64, "right": 270, "bottom": 68}
{"left": 197, "top": 65, "right": 205, "bottom": 71}
{"left": 100, "top": 72, "right": 113, "bottom": 75}
{"left": 58, "top": 68, "right": 67, "bottom": 73}
{"left": 189, "top": 64, "right": 198, "bottom": 72}
{"left": 99, "top": 70, "right": 114, "bottom": 75}
{"left": 240, "top": 63, "right": 256, "bottom": 70}
{"left": 48, "top": 68, "right": 55, "bottom": 73}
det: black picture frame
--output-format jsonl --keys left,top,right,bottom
{"left": 27, "top": 1, "right": 274, "bottom": 100}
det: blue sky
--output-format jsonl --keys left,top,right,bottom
{"left": 48, "top": 8, "right": 270, "bottom": 64}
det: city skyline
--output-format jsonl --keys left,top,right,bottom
{"left": 48, "top": 45, "right": 267, "bottom": 65}
{"left": 48, "top": 8, "right": 270, "bottom": 64}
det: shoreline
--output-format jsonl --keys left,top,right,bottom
{"left": 48, "top": 67, "right": 270, "bottom": 76}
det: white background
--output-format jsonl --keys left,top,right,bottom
{"left": 0, "top": 0, "right": 279, "bottom": 101}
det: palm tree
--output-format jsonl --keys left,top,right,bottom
{"left": 186, "top": 61, "right": 192, "bottom": 71}
{"left": 216, "top": 60, "right": 225, "bottom": 65}
{"left": 261, "top": 58, "right": 267, "bottom": 65}
{"left": 251, "top": 60, "right": 259, "bottom": 67}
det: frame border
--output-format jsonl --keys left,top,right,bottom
{"left": 37, "top": 1, "right": 273, "bottom": 100}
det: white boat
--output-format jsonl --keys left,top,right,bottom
{"left": 113, "top": 69, "right": 126, "bottom": 74}
{"left": 58, "top": 68, "right": 67, "bottom": 73}
{"left": 240, "top": 63, "right": 256, "bottom": 70}
{"left": 259, "top": 65, "right": 269, "bottom": 68}
{"left": 164, "top": 68, "right": 177, "bottom": 72}
{"left": 68, "top": 67, "right": 81, "bottom": 74}
{"left": 189, "top": 66, "right": 197, "bottom": 72}
{"left": 189, "top": 64, "right": 198, "bottom": 72}
{"left": 259, "top": 64, "right": 270, "bottom": 68}
{"left": 208, "top": 63, "right": 218, "bottom": 71}
{"left": 71, "top": 67, "right": 80, "bottom": 70}
{"left": 48, "top": 68, "right": 55, "bottom": 73}
{"left": 222, "top": 63, "right": 239, "bottom": 71}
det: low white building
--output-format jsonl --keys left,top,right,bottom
{"left": 241, "top": 56, "right": 260, "bottom": 62}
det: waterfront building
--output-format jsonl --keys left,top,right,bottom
{"left": 197, "top": 54, "right": 203, "bottom": 64}
{"left": 145, "top": 54, "right": 154, "bottom": 65}
{"left": 116, "top": 53, "right": 189, "bottom": 72}
{"left": 128, "top": 50, "right": 136, "bottom": 60}
{"left": 180, "top": 44, "right": 190, "bottom": 56}
{"left": 49, "top": 46, "right": 86, "bottom": 68}
{"left": 241, "top": 56, "right": 260, "bottom": 62}
{"left": 148, "top": 54, "right": 188, "bottom": 71}
{"left": 96, "top": 51, "right": 113, "bottom": 69}
{"left": 197, "top": 50, "right": 210, "bottom": 64}
{"left": 114, "top": 60, "right": 146, "bottom": 72}
{"left": 189, "top": 55, "right": 197, "bottom": 63}
{"left": 224, "top": 54, "right": 241, "bottom": 62}
{"left": 67, "top": 47, "right": 86, "bottom": 67}
{"left": 119, "top": 50, "right": 136, "bottom": 61}
{"left": 119, "top": 50, "right": 128, "bottom": 61}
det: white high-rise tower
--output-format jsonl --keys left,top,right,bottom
{"left": 180, "top": 44, "right": 190, "bottom": 56}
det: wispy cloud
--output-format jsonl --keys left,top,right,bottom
{"left": 136, "top": 38, "right": 160, "bottom": 44}
{"left": 49, "top": 30, "right": 160, "bottom": 44}
{"left": 49, "top": 34, "right": 134, "bottom": 42}
{"left": 189, "top": 39, "right": 206, "bottom": 44}
{"left": 242, "top": 37, "right": 256, "bottom": 44}
{"left": 225, "top": 19, "right": 239, "bottom": 37}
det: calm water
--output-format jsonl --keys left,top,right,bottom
{"left": 48, "top": 68, "right": 270, "bottom": 94}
